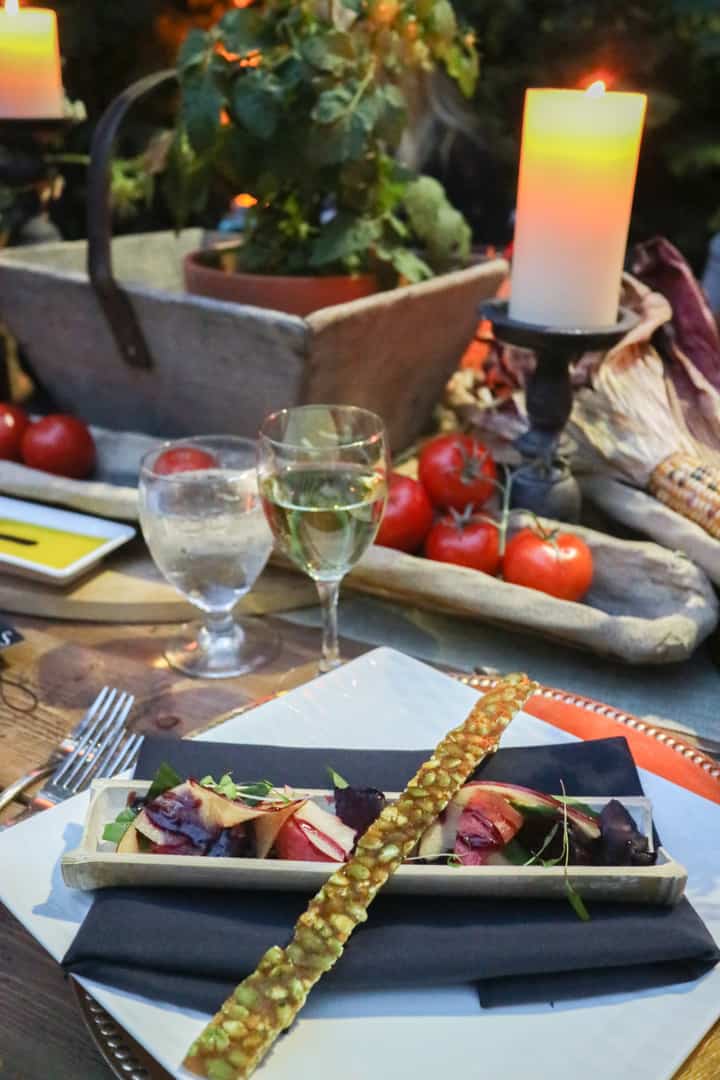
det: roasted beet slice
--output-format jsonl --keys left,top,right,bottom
{"left": 334, "top": 786, "right": 386, "bottom": 835}
{"left": 144, "top": 788, "right": 220, "bottom": 850}
{"left": 454, "top": 806, "right": 507, "bottom": 866}
{"left": 150, "top": 834, "right": 205, "bottom": 856}
{"left": 599, "top": 799, "right": 656, "bottom": 866}
{"left": 206, "top": 824, "right": 255, "bottom": 858}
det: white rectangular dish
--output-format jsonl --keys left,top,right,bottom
{"left": 61, "top": 778, "right": 687, "bottom": 905}
{"left": 0, "top": 495, "right": 135, "bottom": 584}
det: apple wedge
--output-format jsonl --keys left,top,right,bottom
{"left": 464, "top": 782, "right": 602, "bottom": 842}
{"left": 274, "top": 800, "right": 356, "bottom": 862}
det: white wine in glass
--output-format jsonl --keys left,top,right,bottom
{"left": 258, "top": 406, "right": 388, "bottom": 671}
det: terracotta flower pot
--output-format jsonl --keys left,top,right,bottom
{"left": 183, "top": 244, "right": 377, "bottom": 317}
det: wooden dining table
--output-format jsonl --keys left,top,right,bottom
{"left": 0, "top": 606, "right": 718, "bottom": 1080}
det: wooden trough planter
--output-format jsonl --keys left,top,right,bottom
{"left": 0, "top": 230, "right": 505, "bottom": 453}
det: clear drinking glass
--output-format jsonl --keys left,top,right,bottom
{"left": 257, "top": 405, "right": 388, "bottom": 672}
{"left": 138, "top": 435, "right": 278, "bottom": 678}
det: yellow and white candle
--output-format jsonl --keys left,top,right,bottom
{"left": 510, "top": 83, "right": 647, "bottom": 329}
{"left": 0, "top": 0, "right": 64, "bottom": 119}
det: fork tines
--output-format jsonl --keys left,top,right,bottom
{"left": 51, "top": 690, "right": 140, "bottom": 796}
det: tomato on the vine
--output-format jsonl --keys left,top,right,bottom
{"left": 424, "top": 511, "right": 501, "bottom": 575}
{"left": 502, "top": 527, "right": 593, "bottom": 602}
{"left": 418, "top": 433, "right": 497, "bottom": 511}
{"left": 0, "top": 403, "right": 29, "bottom": 461}
{"left": 375, "top": 473, "right": 433, "bottom": 553}
{"left": 21, "top": 414, "right": 95, "bottom": 478}
{"left": 154, "top": 447, "right": 218, "bottom": 475}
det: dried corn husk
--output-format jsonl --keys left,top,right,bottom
{"left": 569, "top": 348, "right": 698, "bottom": 486}
{"left": 576, "top": 275, "right": 720, "bottom": 467}
{"left": 648, "top": 453, "right": 720, "bottom": 539}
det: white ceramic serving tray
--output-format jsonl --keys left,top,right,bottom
{"left": 0, "top": 496, "right": 135, "bottom": 584}
{"left": 62, "top": 779, "right": 687, "bottom": 905}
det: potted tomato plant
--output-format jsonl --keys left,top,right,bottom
{"left": 169, "top": 0, "right": 479, "bottom": 315}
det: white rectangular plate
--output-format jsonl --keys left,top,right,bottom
{"left": 0, "top": 495, "right": 135, "bottom": 584}
{"left": 61, "top": 779, "right": 687, "bottom": 905}
{"left": 0, "top": 648, "right": 718, "bottom": 1080}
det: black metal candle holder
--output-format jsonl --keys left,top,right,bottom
{"left": 480, "top": 299, "right": 638, "bottom": 520}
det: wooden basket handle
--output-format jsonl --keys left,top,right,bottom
{"left": 87, "top": 69, "right": 177, "bottom": 370}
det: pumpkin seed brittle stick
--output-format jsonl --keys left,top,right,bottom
{"left": 184, "top": 672, "right": 538, "bottom": 1080}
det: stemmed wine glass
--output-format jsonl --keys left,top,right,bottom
{"left": 138, "top": 435, "right": 278, "bottom": 678}
{"left": 257, "top": 405, "right": 388, "bottom": 673}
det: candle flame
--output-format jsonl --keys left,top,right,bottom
{"left": 585, "top": 80, "right": 606, "bottom": 98}
{"left": 232, "top": 193, "right": 257, "bottom": 210}
{"left": 5, "top": 0, "right": 20, "bottom": 15}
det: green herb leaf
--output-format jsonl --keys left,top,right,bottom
{"left": 501, "top": 839, "right": 532, "bottom": 866}
{"left": 301, "top": 36, "right": 345, "bottom": 75}
{"left": 558, "top": 780, "right": 592, "bottom": 922}
{"left": 385, "top": 246, "right": 433, "bottom": 283}
{"left": 523, "top": 822, "right": 560, "bottom": 866}
{"left": 556, "top": 797, "right": 599, "bottom": 819}
{"left": 327, "top": 766, "right": 349, "bottom": 790}
{"left": 199, "top": 774, "right": 275, "bottom": 804}
{"left": 102, "top": 807, "right": 139, "bottom": 845}
{"left": 233, "top": 73, "right": 281, "bottom": 140}
{"left": 238, "top": 780, "right": 275, "bottom": 802}
{"left": 219, "top": 7, "right": 263, "bottom": 52}
{"left": 311, "top": 111, "right": 368, "bottom": 166}
{"left": 443, "top": 42, "right": 479, "bottom": 99}
{"left": 147, "top": 762, "right": 184, "bottom": 802}
{"left": 566, "top": 880, "right": 591, "bottom": 922}
{"left": 182, "top": 71, "right": 224, "bottom": 155}
{"left": 309, "top": 212, "right": 379, "bottom": 268}
{"left": 312, "top": 87, "right": 353, "bottom": 125}
{"left": 178, "top": 29, "right": 210, "bottom": 73}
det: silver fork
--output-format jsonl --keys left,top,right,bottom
{"left": 29, "top": 690, "right": 143, "bottom": 811}
{"left": 0, "top": 686, "right": 129, "bottom": 814}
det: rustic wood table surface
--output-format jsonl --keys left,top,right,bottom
{"left": 0, "top": 610, "right": 717, "bottom": 1080}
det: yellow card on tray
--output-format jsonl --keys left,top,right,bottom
{"left": 0, "top": 518, "right": 107, "bottom": 570}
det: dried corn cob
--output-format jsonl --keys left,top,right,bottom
{"left": 184, "top": 672, "right": 538, "bottom": 1080}
{"left": 649, "top": 453, "right": 720, "bottom": 540}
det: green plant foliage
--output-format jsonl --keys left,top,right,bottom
{"left": 167, "top": 0, "right": 478, "bottom": 279}
{"left": 452, "top": 0, "right": 720, "bottom": 267}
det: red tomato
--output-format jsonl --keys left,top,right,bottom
{"left": 21, "top": 414, "right": 95, "bottom": 479}
{"left": 375, "top": 473, "right": 433, "bottom": 553}
{"left": 153, "top": 447, "right": 218, "bottom": 475}
{"left": 418, "top": 434, "right": 497, "bottom": 511}
{"left": 0, "top": 403, "right": 30, "bottom": 461}
{"left": 424, "top": 513, "right": 501, "bottom": 575}
{"left": 502, "top": 527, "right": 593, "bottom": 602}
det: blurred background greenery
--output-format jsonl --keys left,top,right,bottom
{"left": 29, "top": 0, "right": 720, "bottom": 269}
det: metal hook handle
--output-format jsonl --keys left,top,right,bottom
{"left": 86, "top": 69, "right": 177, "bottom": 370}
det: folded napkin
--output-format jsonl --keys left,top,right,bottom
{"left": 63, "top": 735, "right": 719, "bottom": 1011}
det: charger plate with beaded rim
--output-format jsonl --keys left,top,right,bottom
{"left": 72, "top": 671, "right": 720, "bottom": 1079}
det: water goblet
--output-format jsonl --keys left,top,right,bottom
{"left": 139, "top": 435, "right": 278, "bottom": 678}
{"left": 257, "top": 405, "right": 388, "bottom": 673}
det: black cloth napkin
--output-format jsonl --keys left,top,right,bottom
{"left": 63, "top": 735, "right": 719, "bottom": 1011}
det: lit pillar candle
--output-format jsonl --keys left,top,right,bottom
{"left": 0, "top": 0, "right": 64, "bottom": 119}
{"left": 510, "top": 83, "right": 647, "bottom": 329}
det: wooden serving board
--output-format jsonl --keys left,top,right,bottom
{"left": 0, "top": 539, "right": 317, "bottom": 623}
